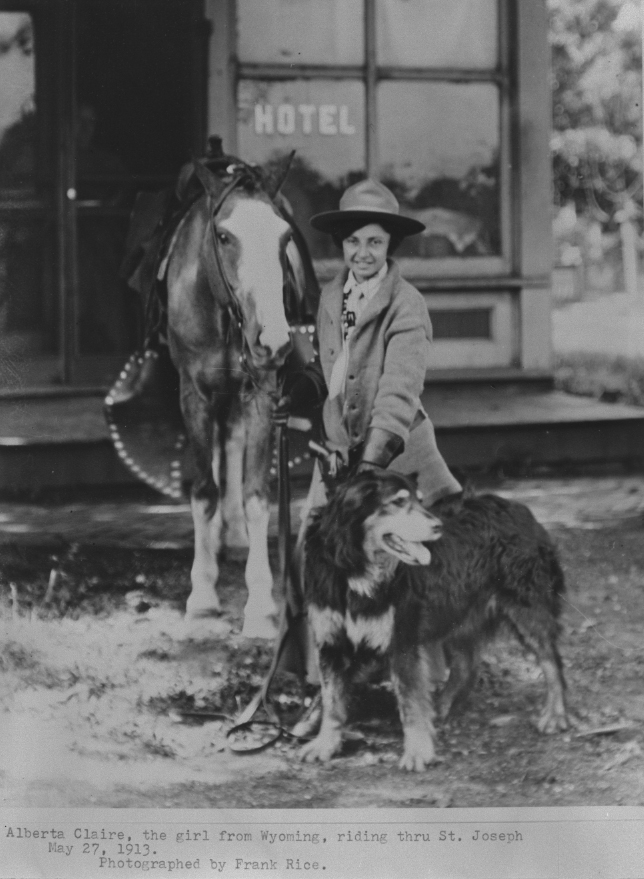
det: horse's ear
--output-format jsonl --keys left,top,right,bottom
{"left": 192, "top": 158, "right": 225, "bottom": 200}
{"left": 264, "top": 150, "right": 296, "bottom": 199}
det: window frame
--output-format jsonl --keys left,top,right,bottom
{"left": 217, "top": 0, "right": 514, "bottom": 281}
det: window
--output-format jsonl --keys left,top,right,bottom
{"left": 429, "top": 308, "right": 492, "bottom": 341}
{"left": 234, "top": 0, "right": 509, "bottom": 275}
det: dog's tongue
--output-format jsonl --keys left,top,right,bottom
{"left": 408, "top": 543, "right": 431, "bottom": 566}
{"left": 385, "top": 534, "right": 432, "bottom": 566}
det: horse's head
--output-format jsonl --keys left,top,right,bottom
{"left": 195, "top": 161, "right": 294, "bottom": 371}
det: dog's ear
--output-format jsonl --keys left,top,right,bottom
{"left": 323, "top": 478, "right": 375, "bottom": 575}
{"left": 406, "top": 471, "right": 420, "bottom": 489}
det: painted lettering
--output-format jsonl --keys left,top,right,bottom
{"left": 318, "top": 104, "right": 337, "bottom": 135}
{"left": 298, "top": 104, "right": 316, "bottom": 134}
{"left": 254, "top": 104, "right": 274, "bottom": 135}
{"left": 252, "top": 104, "right": 355, "bottom": 136}
{"left": 339, "top": 104, "right": 356, "bottom": 135}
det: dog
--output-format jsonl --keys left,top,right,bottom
{"left": 300, "top": 469, "right": 569, "bottom": 771}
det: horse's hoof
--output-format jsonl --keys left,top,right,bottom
{"left": 241, "top": 613, "right": 279, "bottom": 640}
{"left": 185, "top": 595, "right": 222, "bottom": 620}
{"left": 177, "top": 616, "right": 232, "bottom": 640}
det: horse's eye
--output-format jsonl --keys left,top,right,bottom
{"left": 217, "top": 231, "right": 230, "bottom": 245}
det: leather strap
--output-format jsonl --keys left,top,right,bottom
{"left": 226, "top": 420, "right": 309, "bottom": 754}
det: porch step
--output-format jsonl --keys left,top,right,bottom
{"left": 0, "top": 395, "right": 135, "bottom": 493}
{"left": 1, "top": 387, "right": 643, "bottom": 494}
{"left": 423, "top": 385, "right": 644, "bottom": 471}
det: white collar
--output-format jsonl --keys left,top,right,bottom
{"left": 343, "top": 262, "right": 388, "bottom": 299}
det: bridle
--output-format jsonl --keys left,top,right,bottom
{"left": 199, "top": 162, "right": 292, "bottom": 390}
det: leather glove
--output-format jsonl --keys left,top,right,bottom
{"left": 356, "top": 427, "right": 404, "bottom": 473}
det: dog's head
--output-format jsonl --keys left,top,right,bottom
{"left": 319, "top": 470, "right": 443, "bottom": 575}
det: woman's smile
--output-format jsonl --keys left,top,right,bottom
{"left": 342, "top": 223, "right": 391, "bottom": 282}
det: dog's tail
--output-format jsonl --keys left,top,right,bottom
{"left": 545, "top": 545, "right": 566, "bottom": 611}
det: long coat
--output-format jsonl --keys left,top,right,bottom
{"left": 310, "top": 260, "right": 461, "bottom": 506}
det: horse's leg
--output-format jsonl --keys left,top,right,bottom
{"left": 240, "top": 392, "right": 279, "bottom": 639}
{"left": 221, "top": 419, "right": 249, "bottom": 552}
{"left": 181, "top": 382, "right": 223, "bottom": 619}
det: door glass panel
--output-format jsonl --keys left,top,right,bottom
{"left": 237, "top": 0, "right": 364, "bottom": 65}
{"left": 0, "top": 214, "right": 56, "bottom": 364}
{"left": 0, "top": 13, "right": 57, "bottom": 370}
{"left": 0, "top": 12, "right": 35, "bottom": 190}
{"left": 237, "top": 78, "right": 366, "bottom": 259}
{"left": 377, "top": 82, "right": 501, "bottom": 259}
{"left": 376, "top": 0, "right": 498, "bottom": 69}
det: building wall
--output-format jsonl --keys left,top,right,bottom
{"left": 205, "top": 0, "right": 554, "bottom": 376}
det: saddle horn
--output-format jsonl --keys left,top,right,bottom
{"left": 264, "top": 150, "right": 296, "bottom": 199}
{"left": 192, "top": 157, "right": 227, "bottom": 201}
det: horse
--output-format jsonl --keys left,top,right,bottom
{"left": 163, "top": 155, "right": 317, "bottom": 638}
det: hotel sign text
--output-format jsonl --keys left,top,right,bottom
{"left": 253, "top": 104, "right": 356, "bottom": 136}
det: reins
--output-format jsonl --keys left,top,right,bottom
{"left": 188, "top": 164, "right": 310, "bottom": 752}
{"left": 200, "top": 165, "right": 279, "bottom": 394}
{"left": 225, "top": 417, "right": 307, "bottom": 753}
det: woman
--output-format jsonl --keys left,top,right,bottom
{"left": 276, "top": 177, "right": 461, "bottom": 506}
{"left": 275, "top": 178, "right": 460, "bottom": 700}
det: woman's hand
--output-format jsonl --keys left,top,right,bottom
{"left": 356, "top": 427, "right": 404, "bottom": 472}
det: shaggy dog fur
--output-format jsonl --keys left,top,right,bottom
{"left": 301, "top": 470, "right": 569, "bottom": 771}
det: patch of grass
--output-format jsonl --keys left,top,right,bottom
{"left": 555, "top": 353, "right": 644, "bottom": 406}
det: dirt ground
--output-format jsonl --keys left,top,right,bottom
{"left": 1, "top": 492, "right": 644, "bottom": 809}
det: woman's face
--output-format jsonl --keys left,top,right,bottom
{"left": 342, "top": 223, "right": 391, "bottom": 282}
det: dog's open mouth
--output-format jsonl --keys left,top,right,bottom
{"left": 382, "top": 533, "right": 431, "bottom": 566}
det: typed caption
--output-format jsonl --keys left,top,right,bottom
{"left": 2, "top": 809, "right": 644, "bottom": 879}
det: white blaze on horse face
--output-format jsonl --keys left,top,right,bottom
{"left": 218, "top": 200, "right": 292, "bottom": 362}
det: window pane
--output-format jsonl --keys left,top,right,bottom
{"left": 237, "top": 79, "right": 365, "bottom": 259}
{"left": 0, "top": 13, "right": 35, "bottom": 191}
{"left": 377, "top": 82, "right": 501, "bottom": 259}
{"left": 376, "top": 0, "right": 498, "bottom": 69}
{"left": 237, "top": 0, "right": 364, "bottom": 65}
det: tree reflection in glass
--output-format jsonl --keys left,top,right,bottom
{"left": 377, "top": 82, "right": 501, "bottom": 259}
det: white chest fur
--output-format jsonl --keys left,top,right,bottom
{"left": 308, "top": 602, "right": 395, "bottom": 653}
{"left": 345, "top": 607, "right": 394, "bottom": 652}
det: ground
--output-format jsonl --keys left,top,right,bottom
{"left": 1, "top": 476, "right": 643, "bottom": 809}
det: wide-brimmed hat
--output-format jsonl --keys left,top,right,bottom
{"left": 310, "top": 178, "right": 425, "bottom": 237}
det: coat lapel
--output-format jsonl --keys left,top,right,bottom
{"left": 320, "top": 260, "right": 400, "bottom": 333}
{"left": 355, "top": 260, "right": 399, "bottom": 329}
{"left": 321, "top": 269, "right": 347, "bottom": 328}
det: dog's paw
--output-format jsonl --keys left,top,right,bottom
{"left": 399, "top": 733, "right": 439, "bottom": 772}
{"left": 291, "top": 695, "right": 323, "bottom": 740}
{"left": 537, "top": 708, "right": 569, "bottom": 734}
{"left": 299, "top": 733, "right": 342, "bottom": 764}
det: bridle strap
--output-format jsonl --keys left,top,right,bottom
{"left": 199, "top": 168, "right": 286, "bottom": 391}
{"left": 205, "top": 173, "right": 246, "bottom": 312}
